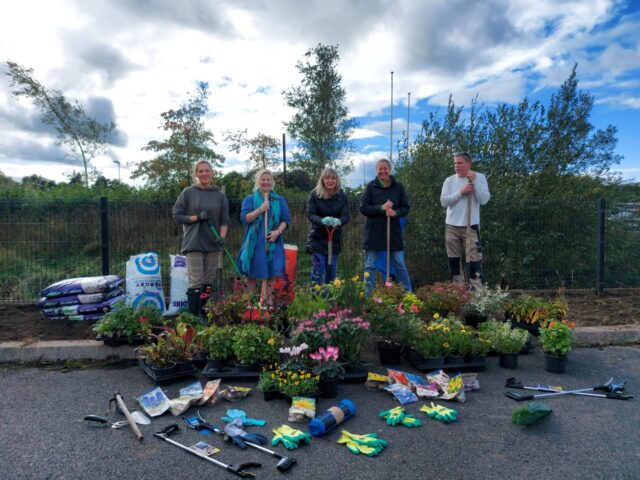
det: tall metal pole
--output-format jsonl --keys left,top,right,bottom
{"left": 113, "top": 160, "right": 120, "bottom": 181}
{"left": 407, "top": 92, "right": 411, "bottom": 162}
{"left": 390, "top": 71, "right": 394, "bottom": 162}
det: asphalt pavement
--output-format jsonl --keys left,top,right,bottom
{"left": 1, "top": 345, "right": 639, "bottom": 480}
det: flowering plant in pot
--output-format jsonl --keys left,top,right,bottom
{"left": 322, "top": 275, "right": 368, "bottom": 316}
{"left": 489, "top": 321, "right": 530, "bottom": 369}
{"left": 277, "top": 369, "right": 320, "bottom": 398}
{"left": 279, "top": 343, "right": 309, "bottom": 371}
{"left": 309, "top": 346, "right": 345, "bottom": 381}
{"left": 415, "top": 282, "right": 471, "bottom": 319}
{"left": 93, "top": 302, "right": 165, "bottom": 343}
{"left": 366, "top": 286, "right": 420, "bottom": 346}
{"left": 404, "top": 317, "right": 447, "bottom": 363}
{"left": 258, "top": 364, "right": 283, "bottom": 399}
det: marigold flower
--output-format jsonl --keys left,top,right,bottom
{"left": 443, "top": 342, "right": 450, "bottom": 349}
{"left": 433, "top": 313, "right": 440, "bottom": 319}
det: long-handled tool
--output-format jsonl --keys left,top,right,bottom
{"left": 155, "top": 424, "right": 261, "bottom": 478}
{"left": 183, "top": 411, "right": 297, "bottom": 472}
{"left": 505, "top": 378, "right": 633, "bottom": 401}
{"left": 261, "top": 191, "right": 269, "bottom": 306}
{"left": 464, "top": 178, "right": 472, "bottom": 287}
{"left": 385, "top": 203, "right": 391, "bottom": 283}
{"left": 208, "top": 222, "right": 241, "bottom": 276}
{"left": 506, "top": 377, "right": 628, "bottom": 398}
{"left": 109, "top": 392, "right": 144, "bottom": 441}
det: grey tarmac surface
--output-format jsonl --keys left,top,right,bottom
{"left": 1, "top": 345, "right": 639, "bottom": 480}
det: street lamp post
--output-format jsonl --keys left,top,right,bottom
{"left": 113, "top": 160, "right": 120, "bottom": 181}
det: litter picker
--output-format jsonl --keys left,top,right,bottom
{"left": 505, "top": 378, "right": 634, "bottom": 401}
{"left": 109, "top": 392, "right": 143, "bottom": 441}
{"left": 154, "top": 424, "right": 261, "bottom": 478}
{"left": 464, "top": 177, "right": 472, "bottom": 287}
{"left": 183, "top": 411, "right": 297, "bottom": 472}
{"left": 505, "top": 377, "right": 628, "bottom": 398}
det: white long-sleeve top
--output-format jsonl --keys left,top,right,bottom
{"left": 440, "top": 172, "right": 490, "bottom": 226}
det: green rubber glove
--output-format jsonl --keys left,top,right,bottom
{"left": 420, "top": 402, "right": 458, "bottom": 423}
{"left": 271, "top": 425, "right": 311, "bottom": 450}
{"left": 400, "top": 413, "right": 422, "bottom": 428}
{"left": 337, "top": 430, "right": 387, "bottom": 456}
{"left": 378, "top": 406, "right": 406, "bottom": 426}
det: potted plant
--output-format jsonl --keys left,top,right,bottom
{"left": 258, "top": 364, "right": 284, "bottom": 400}
{"left": 93, "top": 302, "right": 163, "bottom": 344}
{"left": 404, "top": 317, "right": 447, "bottom": 370}
{"left": 279, "top": 343, "right": 309, "bottom": 371}
{"left": 286, "top": 287, "right": 330, "bottom": 322}
{"left": 136, "top": 335, "right": 175, "bottom": 373}
{"left": 200, "top": 325, "right": 236, "bottom": 371}
{"left": 468, "top": 331, "right": 492, "bottom": 363}
{"left": 277, "top": 369, "right": 320, "bottom": 400}
{"left": 324, "top": 275, "right": 368, "bottom": 316}
{"left": 447, "top": 323, "right": 474, "bottom": 364}
{"left": 504, "top": 294, "right": 553, "bottom": 335}
{"left": 232, "top": 324, "right": 282, "bottom": 370}
{"left": 462, "top": 284, "right": 509, "bottom": 326}
{"left": 490, "top": 321, "right": 530, "bottom": 369}
{"left": 164, "top": 322, "right": 198, "bottom": 371}
{"left": 538, "top": 319, "right": 575, "bottom": 373}
{"left": 415, "top": 282, "right": 471, "bottom": 319}
{"left": 310, "top": 346, "right": 345, "bottom": 398}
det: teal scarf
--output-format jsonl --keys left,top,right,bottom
{"left": 239, "top": 190, "right": 282, "bottom": 274}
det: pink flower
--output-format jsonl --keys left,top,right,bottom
{"left": 397, "top": 303, "right": 405, "bottom": 314}
{"left": 373, "top": 297, "right": 383, "bottom": 304}
{"left": 385, "top": 282, "right": 393, "bottom": 287}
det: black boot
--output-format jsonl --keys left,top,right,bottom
{"left": 186, "top": 287, "right": 201, "bottom": 317}
{"left": 199, "top": 284, "right": 213, "bottom": 325}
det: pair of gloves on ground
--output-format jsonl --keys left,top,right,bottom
{"left": 378, "top": 404, "right": 458, "bottom": 426}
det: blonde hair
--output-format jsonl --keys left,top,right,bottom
{"left": 313, "top": 167, "right": 342, "bottom": 199}
{"left": 253, "top": 168, "right": 275, "bottom": 192}
{"left": 193, "top": 160, "right": 214, "bottom": 183}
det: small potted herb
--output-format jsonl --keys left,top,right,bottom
{"left": 489, "top": 321, "right": 530, "bottom": 369}
{"left": 538, "top": 319, "right": 575, "bottom": 373}
{"left": 232, "top": 324, "right": 282, "bottom": 370}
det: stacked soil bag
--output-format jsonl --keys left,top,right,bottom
{"left": 37, "top": 275, "right": 125, "bottom": 321}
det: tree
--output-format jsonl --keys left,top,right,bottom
{"left": 21, "top": 174, "right": 57, "bottom": 190}
{"left": 283, "top": 44, "right": 357, "bottom": 179}
{"left": 224, "top": 129, "right": 281, "bottom": 171}
{"left": 131, "top": 82, "right": 224, "bottom": 196}
{"left": 395, "top": 66, "right": 622, "bottom": 287}
{"left": 5, "top": 61, "right": 115, "bottom": 188}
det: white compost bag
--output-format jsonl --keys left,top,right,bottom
{"left": 125, "top": 252, "right": 166, "bottom": 312}
{"left": 164, "top": 254, "right": 188, "bottom": 316}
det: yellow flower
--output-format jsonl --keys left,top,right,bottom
{"left": 352, "top": 276, "right": 359, "bottom": 281}
{"left": 334, "top": 279, "right": 342, "bottom": 287}
{"left": 427, "top": 326, "right": 434, "bottom": 331}
{"left": 359, "top": 292, "right": 364, "bottom": 298}
{"left": 314, "top": 284, "right": 321, "bottom": 291}
{"left": 364, "top": 272, "right": 370, "bottom": 278}
{"left": 433, "top": 313, "right": 440, "bottom": 319}
{"left": 267, "top": 337, "right": 276, "bottom": 346}
{"left": 443, "top": 342, "right": 450, "bottom": 349}
{"left": 443, "top": 327, "right": 450, "bottom": 333}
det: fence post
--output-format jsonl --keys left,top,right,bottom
{"left": 100, "top": 197, "right": 110, "bottom": 275}
{"left": 595, "top": 197, "right": 605, "bottom": 294}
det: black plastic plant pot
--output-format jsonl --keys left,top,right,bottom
{"left": 499, "top": 353, "right": 519, "bottom": 369}
{"left": 544, "top": 354, "right": 567, "bottom": 373}
{"left": 319, "top": 379, "right": 339, "bottom": 398}
{"left": 378, "top": 341, "right": 402, "bottom": 366}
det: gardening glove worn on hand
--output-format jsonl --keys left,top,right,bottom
{"left": 197, "top": 210, "right": 209, "bottom": 221}
{"left": 378, "top": 406, "right": 407, "bottom": 426}
{"left": 420, "top": 402, "right": 458, "bottom": 423}
{"left": 271, "top": 425, "right": 311, "bottom": 450}
{"left": 337, "top": 430, "right": 387, "bottom": 457}
{"left": 224, "top": 418, "right": 268, "bottom": 449}
{"left": 321, "top": 216, "right": 334, "bottom": 226}
{"left": 222, "top": 409, "right": 266, "bottom": 427}
{"left": 212, "top": 237, "right": 226, "bottom": 248}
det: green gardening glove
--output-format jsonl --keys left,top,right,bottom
{"left": 337, "top": 430, "right": 387, "bottom": 457}
{"left": 271, "top": 425, "right": 311, "bottom": 450}
{"left": 400, "top": 413, "right": 422, "bottom": 428}
{"left": 378, "top": 406, "right": 406, "bottom": 426}
{"left": 420, "top": 402, "right": 458, "bottom": 423}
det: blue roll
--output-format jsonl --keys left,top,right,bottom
{"left": 308, "top": 399, "right": 356, "bottom": 437}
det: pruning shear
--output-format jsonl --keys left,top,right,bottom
{"left": 83, "top": 415, "right": 130, "bottom": 429}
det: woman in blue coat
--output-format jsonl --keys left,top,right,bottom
{"left": 236, "top": 169, "right": 291, "bottom": 302}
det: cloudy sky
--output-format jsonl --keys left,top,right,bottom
{"left": 1, "top": 0, "right": 639, "bottom": 187}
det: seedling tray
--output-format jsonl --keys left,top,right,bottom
{"left": 138, "top": 359, "right": 199, "bottom": 385}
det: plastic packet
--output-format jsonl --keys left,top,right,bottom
{"left": 387, "top": 369, "right": 410, "bottom": 386}
{"left": 415, "top": 384, "right": 440, "bottom": 398}
{"left": 137, "top": 387, "right": 171, "bottom": 417}
{"left": 197, "top": 379, "right": 222, "bottom": 406}
{"left": 365, "top": 372, "right": 390, "bottom": 391}
{"left": 383, "top": 383, "right": 418, "bottom": 405}
{"left": 405, "top": 372, "right": 428, "bottom": 390}
{"left": 288, "top": 396, "right": 316, "bottom": 423}
{"left": 219, "top": 386, "right": 251, "bottom": 402}
{"left": 440, "top": 374, "right": 466, "bottom": 402}
{"left": 426, "top": 369, "right": 450, "bottom": 391}
{"left": 460, "top": 373, "right": 480, "bottom": 391}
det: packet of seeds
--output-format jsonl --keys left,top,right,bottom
{"left": 365, "top": 372, "right": 390, "bottom": 391}
{"left": 189, "top": 441, "right": 220, "bottom": 457}
{"left": 384, "top": 383, "right": 418, "bottom": 405}
{"left": 137, "top": 387, "right": 171, "bottom": 417}
{"left": 197, "top": 379, "right": 222, "bottom": 406}
{"left": 220, "top": 386, "right": 252, "bottom": 402}
{"left": 288, "top": 396, "right": 316, "bottom": 423}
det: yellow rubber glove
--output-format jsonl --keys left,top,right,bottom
{"left": 272, "top": 424, "right": 311, "bottom": 450}
{"left": 420, "top": 402, "right": 458, "bottom": 423}
{"left": 378, "top": 406, "right": 406, "bottom": 426}
{"left": 337, "top": 430, "right": 387, "bottom": 456}
{"left": 400, "top": 413, "right": 422, "bottom": 428}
